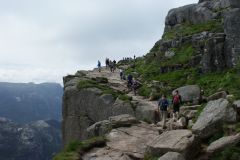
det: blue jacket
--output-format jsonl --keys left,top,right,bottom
{"left": 158, "top": 98, "right": 169, "bottom": 111}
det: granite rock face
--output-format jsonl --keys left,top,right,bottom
{"left": 83, "top": 123, "right": 159, "bottom": 160}
{"left": 158, "top": 152, "right": 185, "bottom": 160}
{"left": 147, "top": 130, "right": 199, "bottom": 160}
{"left": 207, "top": 134, "right": 240, "bottom": 153}
{"left": 62, "top": 70, "right": 157, "bottom": 146}
{"left": 157, "top": 0, "right": 240, "bottom": 72}
{"left": 192, "top": 98, "right": 237, "bottom": 138}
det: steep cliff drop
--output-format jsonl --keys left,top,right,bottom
{"left": 58, "top": 0, "right": 240, "bottom": 160}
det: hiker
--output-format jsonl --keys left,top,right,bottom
{"left": 158, "top": 95, "right": 169, "bottom": 129}
{"left": 109, "top": 60, "right": 113, "bottom": 72}
{"left": 132, "top": 79, "right": 140, "bottom": 95}
{"left": 172, "top": 90, "right": 182, "bottom": 121}
{"left": 105, "top": 58, "right": 109, "bottom": 68}
{"left": 127, "top": 74, "right": 133, "bottom": 89}
{"left": 134, "top": 55, "right": 136, "bottom": 60}
{"left": 119, "top": 69, "right": 124, "bottom": 80}
{"left": 113, "top": 60, "right": 117, "bottom": 72}
{"left": 97, "top": 60, "right": 101, "bottom": 72}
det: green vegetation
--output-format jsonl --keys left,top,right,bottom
{"left": 212, "top": 146, "right": 240, "bottom": 160}
{"left": 77, "top": 79, "right": 122, "bottom": 99}
{"left": 144, "top": 154, "right": 159, "bottom": 160}
{"left": 53, "top": 137, "right": 106, "bottom": 160}
{"left": 193, "top": 103, "right": 206, "bottom": 123}
{"left": 235, "top": 123, "right": 240, "bottom": 133}
{"left": 91, "top": 77, "right": 108, "bottom": 83}
{"left": 162, "top": 20, "right": 223, "bottom": 40}
{"left": 118, "top": 94, "right": 132, "bottom": 102}
{"left": 138, "top": 84, "right": 152, "bottom": 97}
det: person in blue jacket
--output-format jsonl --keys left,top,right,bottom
{"left": 158, "top": 95, "right": 169, "bottom": 129}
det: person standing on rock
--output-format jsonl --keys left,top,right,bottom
{"left": 97, "top": 60, "right": 101, "bottom": 72}
{"left": 105, "top": 58, "right": 109, "bottom": 69}
{"left": 113, "top": 60, "right": 117, "bottom": 72}
{"left": 172, "top": 90, "right": 182, "bottom": 121}
{"left": 120, "top": 69, "right": 124, "bottom": 80}
{"left": 158, "top": 95, "right": 169, "bottom": 129}
{"left": 127, "top": 74, "right": 133, "bottom": 89}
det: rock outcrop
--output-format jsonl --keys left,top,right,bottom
{"left": 159, "top": 152, "right": 185, "bottom": 160}
{"left": 62, "top": 69, "right": 158, "bottom": 145}
{"left": 192, "top": 98, "right": 236, "bottom": 138}
{"left": 147, "top": 130, "right": 199, "bottom": 160}
{"left": 83, "top": 122, "right": 159, "bottom": 160}
{"left": 153, "top": 0, "right": 240, "bottom": 72}
{"left": 207, "top": 133, "right": 240, "bottom": 153}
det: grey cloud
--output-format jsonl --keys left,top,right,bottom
{"left": 0, "top": 0, "right": 198, "bottom": 83}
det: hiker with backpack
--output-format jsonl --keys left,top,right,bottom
{"left": 127, "top": 74, "right": 133, "bottom": 89}
{"left": 105, "top": 58, "right": 109, "bottom": 69}
{"left": 132, "top": 78, "right": 140, "bottom": 95}
{"left": 109, "top": 60, "right": 113, "bottom": 72}
{"left": 119, "top": 69, "right": 124, "bottom": 80}
{"left": 158, "top": 95, "right": 169, "bottom": 129}
{"left": 172, "top": 90, "right": 182, "bottom": 121}
{"left": 113, "top": 60, "right": 117, "bottom": 72}
{"left": 97, "top": 60, "right": 101, "bottom": 72}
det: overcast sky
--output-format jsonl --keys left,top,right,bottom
{"left": 0, "top": 0, "right": 198, "bottom": 84}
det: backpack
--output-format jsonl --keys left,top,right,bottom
{"left": 173, "top": 95, "right": 180, "bottom": 105}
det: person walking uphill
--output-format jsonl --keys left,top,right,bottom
{"left": 158, "top": 95, "right": 169, "bottom": 129}
{"left": 172, "top": 90, "right": 182, "bottom": 121}
{"left": 97, "top": 60, "right": 101, "bottom": 72}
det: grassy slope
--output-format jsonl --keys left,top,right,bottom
{"left": 126, "top": 19, "right": 240, "bottom": 100}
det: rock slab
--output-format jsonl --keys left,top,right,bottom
{"left": 147, "top": 130, "right": 199, "bottom": 160}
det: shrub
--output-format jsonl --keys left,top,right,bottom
{"left": 53, "top": 137, "right": 106, "bottom": 160}
{"left": 162, "top": 20, "right": 223, "bottom": 40}
{"left": 118, "top": 94, "right": 132, "bottom": 102}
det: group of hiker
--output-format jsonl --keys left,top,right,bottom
{"left": 158, "top": 90, "right": 182, "bottom": 129}
{"left": 105, "top": 58, "right": 117, "bottom": 72}
{"left": 97, "top": 58, "right": 117, "bottom": 72}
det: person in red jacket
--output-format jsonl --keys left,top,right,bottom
{"left": 172, "top": 90, "right": 182, "bottom": 121}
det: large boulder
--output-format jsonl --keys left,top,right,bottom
{"left": 109, "top": 114, "right": 139, "bottom": 128}
{"left": 147, "top": 130, "right": 199, "bottom": 160}
{"left": 207, "top": 91, "right": 227, "bottom": 101}
{"left": 87, "top": 120, "right": 111, "bottom": 138}
{"left": 165, "top": 3, "right": 215, "bottom": 28}
{"left": 180, "top": 105, "right": 200, "bottom": 119}
{"left": 233, "top": 100, "right": 240, "bottom": 118}
{"left": 85, "top": 123, "right": 159, "bottom": 159}
{"left": 207, "top": 134, "right": 240, "bottom": 153}
{"left": 173, "top": 85, "right": 201, "bottom": 103}
{"left": 159, "top": 152, "right": 185, "bottom": 160}
{"left": 192, "top": 98, "right": 236, "bottom": 139}
{"left": 87, "top": 114, "right": 139, "bottom": 137}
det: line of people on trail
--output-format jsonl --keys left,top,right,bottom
{"left": 157, "top": 90, "right": 182, "bottom": 129}
{"left": 97, "top": 58, "right": 117, "bottom": 73}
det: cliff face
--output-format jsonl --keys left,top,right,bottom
{"left": 153, "top": 0, "right": 240, "bottom": 72}
{"left": 62, "top": 69, "right": 157, "bottom": 145}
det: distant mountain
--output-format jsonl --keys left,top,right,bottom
{"left": 0, "top": 82, "right": 63, "bottom": 123}
{"left": 0, "top": 117, "right": 62, "bottom": 160}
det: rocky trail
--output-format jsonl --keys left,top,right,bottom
{"left": 87, "top": 67, "right": 158, "bottom": 111}
{"left": 62, "top": 65, "right": 240, "bottom": 160}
